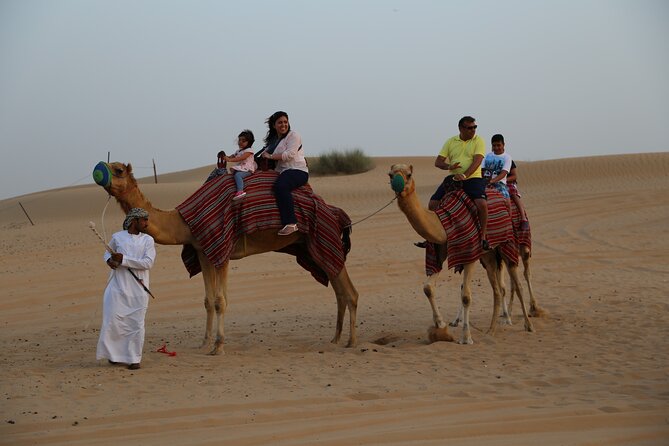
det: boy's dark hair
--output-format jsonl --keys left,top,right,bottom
{"left": 491, "top": 134, "right": 505, "bottom": 144}
{"left": 458, "top": 116, "right": 475, "bottom": 128}
{"left": 238, "top": 129, "right": 255, "bottom": 147}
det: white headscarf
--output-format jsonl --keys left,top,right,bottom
{"left": 123, "top": 208, "right": 149, "bottom": 230}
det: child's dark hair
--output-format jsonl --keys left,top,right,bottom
{"left": 238, "top": 129, "right": 255, "bottom": 147}
{"left": 491, "top": 134, "right": 505, "bottom": 144}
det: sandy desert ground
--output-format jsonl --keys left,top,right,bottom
{"left": 1, "top": 153, "right": 668, "bottom": 445}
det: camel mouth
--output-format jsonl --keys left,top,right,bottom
{"left": 93, "top": 161, "right": 112, "bottom": 188}
{"left": 390, "top": 173, "right": 405, "bottom": 193}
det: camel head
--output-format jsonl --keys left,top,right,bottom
{"left": 388, "top": 164, "right": 415, "bottom": 197}
{"left": 92, "top": 162, "right": 138, "bottom": 210}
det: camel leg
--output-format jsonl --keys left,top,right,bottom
{"left": 506, "top": 260, "right": 534, "bottom": 333}
{"left": 458, "top": 262, "right": 476, "bottom": 344}
{"left": 423, "top": 272, "right": 454, "bottom": 343}
{"left": 479, "top": 252, "right": 503, "bottom": 336}
{"left": 521, "top": 248, "right": 545, "bottom": 317}
{"left": 198, "top": 253, "right": 216, "bottom": 350}
{"left": 330, "top": 267, "right": 358, "bottom": 347}
{"left": 198, "top": 254, "right": 229, "bottom": 355}
{"left": 208, "top": 263, "right": 229, "bottom": 355}
{"left": 499, "top": 262, "right": 513, "bottom": 325}
{"left": 423, "top": 273, "right": 448, "bottom": 328}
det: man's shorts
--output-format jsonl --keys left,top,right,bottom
{"left": 431, "top": 177, "right": 487, "bottom": 202}
{"left": 489, "top": 182, "right": 510, "bottom": 199}
{"left": 507, "top": 182, "right": 521, "bottom": 198}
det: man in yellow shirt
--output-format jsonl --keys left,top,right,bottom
{"left": 429, "top": 116, "right": 489, "bottom": 250}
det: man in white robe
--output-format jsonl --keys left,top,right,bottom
{"left": 96, "top": 208, "right": 156, "bottom": 370}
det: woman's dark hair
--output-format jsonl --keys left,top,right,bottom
{"left": 238, "top": 129, "right": 255, "bottom": 147}
{"left": 491, "top": 134, "right": 505, "bottom": 144}
{"left": 263, "top": 111, "right": 290, "bottom": 145}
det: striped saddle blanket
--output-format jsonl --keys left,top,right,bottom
{"left": 510, "top": 199, "right": 531, "bottom": 250}
{"left": 425, "top": 189, "right": 518, "bottom": 276}
{"left": 176, "top": 171, "right": 351, "bottom": 286}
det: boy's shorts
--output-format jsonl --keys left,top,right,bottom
{"left": 489, "top": 182, "right": 510, "bottom": 199}
{"left": 430, "top": 177, "right": 487, "bottom": 202}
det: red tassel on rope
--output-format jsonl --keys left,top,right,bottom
{"left": 156, "top": 344, "right": 176, "bottom": 356}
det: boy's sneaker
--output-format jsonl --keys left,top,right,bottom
{"left": 233, "top": 191, "right": 246, "bottom": 201}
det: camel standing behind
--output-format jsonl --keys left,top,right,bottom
{"left": 502, "top": 202, "right": 545, "bottom": 319}
{"left": 93, "top": 162, "right": 358, "bottom": 355}
{"left": 388, "top": 164, "right": 533, "bottom": 344}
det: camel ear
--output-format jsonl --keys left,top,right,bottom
{"left": 409, "top": 165, "right": 413, "bottom": 173}
{"left": 126, "top": 163, "right": 133, "bottom": 174}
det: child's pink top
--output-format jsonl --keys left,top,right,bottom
{"left": 231, "top": 148, "right": 257, "bottom": 172}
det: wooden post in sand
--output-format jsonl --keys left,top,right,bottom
{"left": 18, "top": 202, "right": 35, "bottom": 226}
{"left": 153, "top": 159, "right": 158, "bottom": 184}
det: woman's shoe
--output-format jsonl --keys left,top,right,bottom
{"left": 278, "top": 224, "right": 298, "bottom": 236}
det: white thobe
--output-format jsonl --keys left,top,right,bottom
{"left": 96, "top": 230, "right": 156, "bottom": 364}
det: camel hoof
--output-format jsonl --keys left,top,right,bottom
{"left": 529, "top": 307, "right": 546, "bottom": 318}
{"left": 207, "top": 347, "right": 224, "bottom": 356}
{"left": 525, "top": 323, "right": 535, "bottom": 333}
{"left": 428, "top": 326, "right": 454, "bottom": 343}
{"left": 449, "top": 320, "right": 460, "bottom": 327}
{"left": 457, "top": 336, "right": 474, "bottom": 345}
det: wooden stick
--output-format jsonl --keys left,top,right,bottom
{"left": 19, "top": 202, "right": 35, "bottom": 226}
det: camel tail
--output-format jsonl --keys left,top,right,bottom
{"left": 495, "top": 248, "right": 504, "bottom": 271}
{"left": 342, "top": 225, "right": 352, "bottom": 255}
{"left": 332, "top": 206, "right": 352, "bottom": 255}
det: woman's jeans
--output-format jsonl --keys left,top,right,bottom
{"left": 273, "top": 169, "right": 309, "bottom": 225}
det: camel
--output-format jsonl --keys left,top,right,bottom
{"left": 388, "top": 164, "right": 533, "bottom": 344}
{"left": 501, "top": 203, "right": 545, "bottom": 319}
{"left": 93, "top": 161, "right": 358, "bottom": 355}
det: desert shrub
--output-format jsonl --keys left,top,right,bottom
{"left": 308, "top": 148, "right": 374, "bottom": 176}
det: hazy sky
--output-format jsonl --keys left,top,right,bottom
{"left": 1, "top": 0, "right": 667, "bottom": 199}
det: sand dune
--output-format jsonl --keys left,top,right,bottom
{"left": 1, "top": 153, "right": 668, "bottom": 445}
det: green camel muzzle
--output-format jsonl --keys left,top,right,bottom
{"left": 92, "top": 162, "right": 112, "bottom": 188}
{"left": 390, "top": 173, "right": 405, "bottom": 193}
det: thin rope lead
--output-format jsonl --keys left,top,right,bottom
{"left": 347, "top": 195, "right": 397, "bottom": 227}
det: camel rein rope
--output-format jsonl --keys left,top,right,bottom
{"left": 346, "top": 195, "right": 397, "bottom": 228}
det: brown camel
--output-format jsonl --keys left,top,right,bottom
{"left": 502, "top": 203, "right": 545, "bottom": 319}
{"left": 94, "top": 162, "right": 358, "bottom": 355}
{"left": 388, "top": 164, "right": 533, "bottom": 344}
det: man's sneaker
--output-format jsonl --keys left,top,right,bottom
{"left": 414, "top": 241, "right": 428, "bottom": 248}
{"left": 233, "top": 191, "right": 246, "bottom": 201}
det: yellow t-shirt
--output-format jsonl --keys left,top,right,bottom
{"left": 438, "top": 135, "right": 486, "bottom": 178}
